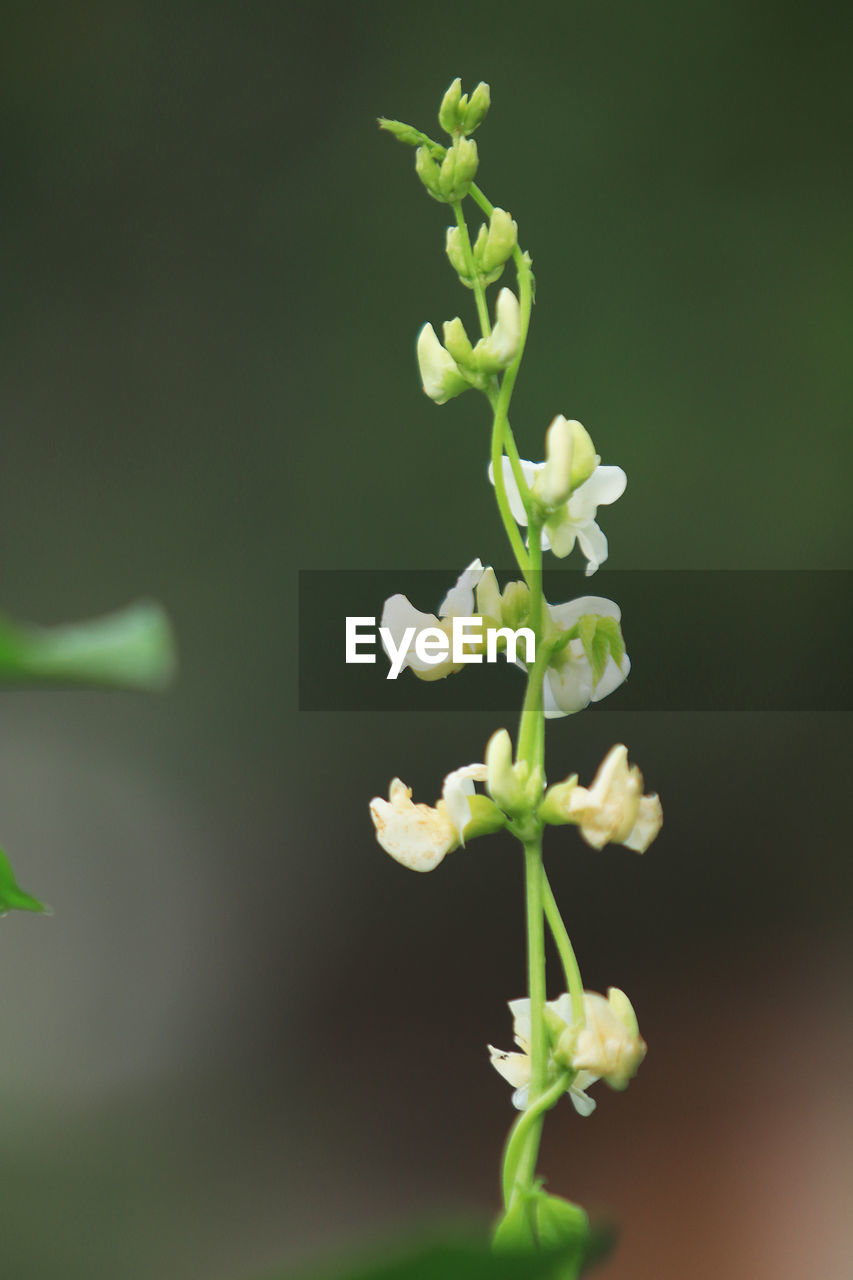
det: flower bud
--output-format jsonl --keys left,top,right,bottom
{"left": 500, "top": 579, "right": 530, "bottom": 629}
{"left": 445, "top": 226, "right": 471, "bottom": 282}
{"left": 536, "top": 415, "right": 575, "bottom": 508}
{"left": 416, "top": 323, "right": 469, "bottom": 404}
{"left": 442, "top": 316, "right": 474, "bottom": 366}
{"left": 539, "top": 774, "right": 579, "bottom": 825}
{"left": 438, "top": 137, "right": 479, "bottom": 202}
{"left": 414, "top": 145, "right": 443, "bottom": 200}
{"left": 377, "top": 118, "right": 424, "bottom": 148}
{"left": 567, "top": 419, "right": 599, "bottom": 490}
{"left": 485, "top": 729, "right": 526, "bottom": 814}
{"left": 476, "top": 208, "right": 518, "bottom": 275}
{"left": 438, "top": 77, "right": 464, "bottom": 135}
{"left": 475, "top": 566, "right": 502, "bottom": 622}
{"left": 471, "top": 287, "right": 521, "bottom": 373}
{"left": 461, "top": 81, "right": 490, "bottom": 134}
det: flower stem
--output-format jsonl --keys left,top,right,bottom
{"left": 542, "top": 869, "right": 584, "bottom": 1026}
{"left": 500, "top": 1069, "right": 572, "bottom": 1209}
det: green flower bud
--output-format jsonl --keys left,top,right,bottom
{"left": 461, "top": 81, "right": 490, "bottom": 134}
{"left": 442, "top": 317, "right": 474, "bottom": 366}
{"left": 462, "top": 793, "right": 507, "bottom": 840}
{"left": 485, "top": 729, "right": 526, "bottom": 815}
{"left": 416, "top": 323, "right": 469, "bottom": 403}
{"left": 476, "top": 207, "right": 518, "bottom": 276}
{"left": 445, "top": 226, "right": 472, "bottom": 282}
{"left": 567, "top": 419, "right": 599, "bottom": 489}
{"left": 539, "top": 774, "right": 579, "bottom": 826}
{"left": 471, "top": 287, "right": 521, "bottom": 373}
{"left": 414, "top": 145, "right": 443, "bottom": 200}
{"left": 438, "top": 77, "right": 464, "bottom": 135}
{"left": 500, "top": 580, "right": 530, "bottom": 629}
{"left": 534, "top": 1193, "right": 590, "bottom": 1256}
{"left": 536, "top": 415, "right": 575, "bottom": 509}
{"left": 475, "top": 566, "right": 502, "bottom": 622}
{"left": 438, "top": 138, "right": 479, "bottom": 202}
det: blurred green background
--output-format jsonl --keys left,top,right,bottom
{"left": 1, "top": 2, "right": 851, "bottom": 1277}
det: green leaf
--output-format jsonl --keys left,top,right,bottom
{"left": 275, "top": 1227, "right": 603, "bottom": 1280}
{"left": 0, "top": 601, "right": 177, "bottom": 691}
{"left": 0, "top": 846, "right": 47, "bottom": 915}
{"left": 594, "top": 616, "right": 626, "bottom": 672}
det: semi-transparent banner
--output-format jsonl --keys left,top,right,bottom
{"left": 298, "top": 569, "right": 851, "bottom": 712}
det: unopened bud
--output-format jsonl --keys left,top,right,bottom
{"left": 414, "top": 145, "right": 443, "bottom": 200}
{"left": 536, "top": 415, "right": 575, "bottom": 508}
{"left": 477, "top": 208, "right": 518, "bottom": 275}
{"left": 438, "top": 138, "right": 479, "bottom": 202}
{"left": 500, "top": 580, "right": 530, "bottom": 629}
{"left": 461, "top": 81, "right": 490, "bottom": 134}
{"left": 471, "top": 287, "right": 521, "bottom": 373}
{"left": 445, "top": 226, "right": 471, "bottom": 281}
{"left": 567, "top": 419, "right": 598, "bottom": 490}
{"left": 416, "top": 323, "right": 469, "bottom": 404}
{"left": 438, "top": 78, "right": 464, "bottom": 135}
{"left": 442, "top": 316, "right": 474, "bottom": 366}
{"left": 539, "top": 774, "right": 579, "bottom": 826}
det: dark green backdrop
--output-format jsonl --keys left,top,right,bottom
{"left": 1, "top": 3, "right": 850, "bottom": 1278}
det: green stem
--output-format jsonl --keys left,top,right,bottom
{"left": 500, "top": 1070, "right": 572, "bottom": 1209}
{"left": 451, "top": 200, "right": 490, "bottom": 338}
{"left": 509, "top": 834, "right": 548, "bottom": 1201}
{"left": 541, "top": 870, "right": 584, "bottom": 1026}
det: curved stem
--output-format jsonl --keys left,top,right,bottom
{"left": 451, "top": 200, "right": 491, "bottom": 338}
{"left": 541, "top": 870, "right": 584, "bottom": 1026}
{"left": 500, "top": 1070, "right": 572, "bottom": 1208}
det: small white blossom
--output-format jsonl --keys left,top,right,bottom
{"left": 545, "top": 596, "right": 630, "bottom": 718}
{"left": 369, "top": 761, "right": 489, "bottom": 871}
{"left": 380, "top": 559, "right": 486, "bottom": 680}
{"left": 567, "top": 744, "right": 662, "bottom": 852}
{"left": 488, "top": 445, "right": 626, "bottom": 575}
{"left": 488, "top": 988, "right": 646, "bottom": 1112}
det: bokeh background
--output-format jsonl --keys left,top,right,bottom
{"left": 1, "top": 2, "right": 851, "bottom": 1277}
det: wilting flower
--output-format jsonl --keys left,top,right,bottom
{"left": 380, "top": 558, "right": 486, "bottom": 681}
{"left": 560, "top": 744, "right": 662, "bottom": 852}
{"left": 488, "top": 427, "right": 626, "bottom": 574}
{"left": 543, "top": 596, "right": 630, "bottom": 717}
{"left": 370, "top": 762, "right": 500, "bottom": 872}
{"left": 488, "top": 988, "right": 646, "bottom": 1113}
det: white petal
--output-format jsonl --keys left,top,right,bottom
{"left": 488, "top": 1045, "right": 531, "bottom": 1091}
{"left": 543, "top": 511, "right": 577, "bottom": 559}
{"left": 379, "top": 594, "right": 441, "bottom": 673}
{"left": 590, "top": 651, "right": 631, "bottom": 702}
{"left": 511, "top": 1084, "right": 530, "bottom": 1111}
{"left": 547, "top": 595, "right": 621, "bottom": 631}
{"left": 568, "top": 466, "right": 626, "bottom": 524}
{"left": 544, "top": 661, "right": 594, "bottom": 717}
{"left": 369, "top": 783, "right": 457, "bottom": 872}
{"left": 442, "top": 762, "right": 488, "bottom": 842}
{"left": 569, "top": 1082, "right": 597, "bottom": 1117}
{"left": 439, "top": 558, "right": 485, "bottom": 618}
{"left": 487, "top": 457, "right": 540, "bottom": 527}
{"left": 576, "top": 520, "right": 609, "bottom": 576}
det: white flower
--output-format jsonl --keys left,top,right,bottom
{"left": 544, "top": 596, "right": 630, "bottom": 718}
{"left": 416, "top": 322, "right": 470, "bottom": 403}
{"left": 566, "top": 744, "right": 662, "bottom": 853}
{"left": 380, "top": 559, "right": 486, "bottom": 681}
{"left": 488, "top": 988, "right": 646, "bottom": 1112}
{"left": 488, "top": 995, "right": 598, "bottom": 1116}
{"left": 488, "top": 448, "right": 626, "bottom": 576}
{"left": 369, "top": 762, "right": 489, "bottom": 871}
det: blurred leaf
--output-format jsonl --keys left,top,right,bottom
{"left": 0, "top": 601, "right": 177, "bottom": 691}
{"left": 0, "top": 846, "right": 47, "bottom": 915}
{"left": 276, "top": 1223, "right": 614, "bottom": 1280}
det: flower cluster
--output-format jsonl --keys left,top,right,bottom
{"left": 489, "top": 988, "right": 647, "bottom": 1113}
